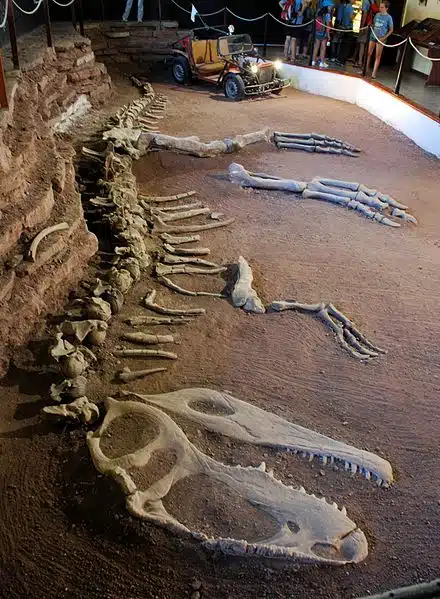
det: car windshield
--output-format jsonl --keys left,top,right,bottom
{"left": 217, "top": 34, "right": 254, "bottom": 57}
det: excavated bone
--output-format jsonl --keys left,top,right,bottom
{"left": 116, "top": 367, "right": 167, "bottom": 382}
{"left": 88, "top": 398, "right": 369, "bottom": 564}
{"left": 125, "top": 315, "right": 191, "bottom": 326}
{"left": 228, "top": 164, "right": 414, "bottom": 228}
{"left": 274, "top": 132, "right": 360, "bottom": 153}
{"left": 108, "top": 267, "right": 134, "bottom": 294}
{"left": 139, "top": 191, "right": 197, "bottom": 204}
{"left": 156, "top": 263, "right": 226, "bottom": 276}
{"left": 231, "top": 257, "right": 265, "bottom": 314}
{"left": 144, "top": 290, "right": 205, "bottom": 316}
{"left": 104, "top": 288, "right": 124, "bottom": 314}
{"left": 114, "top": 349, "right": 178, "bottom": 359}
{"left": 43, "top": 396, "right": 99, "bottom": 425}
{"left": 160, "top": 233, "right": 201, "bottom": 245}
{"left": 269, "top": 301, "right": 385, "bottom": 360}
{"left": 229, "top": 163, "right": 307, "bottom": 193}
{"left": 153, "top": 216, "right": 235, "bottom": 234}
{"left": 159, "top": 253, "right": 219, "bottom": 268}
{"left": 85, "top": 298, "right": 112, "bottom": 322}
{"left": 29, "top": 222, "right": 69, "bottom": 262}
{"left": 391, "top": 208, "right": 418, "bottom": 224}
{"left": 89, "top": 278, "right": 109, "bottom": 297}
{"left": 121, "top": 332, "right": 175, "bottom": 345}
{"left": 141, "top": 128, "right": 272, "bottom": 158}
{"left": 154, "top": 208, "right": 211, "bottom": 223}
{"left": 61, "top": 320, "right": 108, "bottom": 345}
{"left": 50, "top": 332, "right": 75, "bottom": 361}
{"left": 152, "top": 202, "right": 202, "bottom": 213}
{"left": 60, "top": 350, "right": 88, "bottom": 378}
{"left": 119, "top": 257, "right": 141, "bottom": 282}
{"left": 163, "top": 243, "right": 210, "bottom": 256}
{"left": 158, "top": 275, "right": 224, "bottom": 298}
{"left": 49, "top": 376, "right": 87, "bottom": 402}
{"left": 129, "top": 388, "right": 393, "bottom": 487}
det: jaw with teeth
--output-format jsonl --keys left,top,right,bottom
{"left": 125, "top": 388, "right": 394, "bottom": 488}
{"left": 88, "top": 398, "right": 368, "bottom": 565}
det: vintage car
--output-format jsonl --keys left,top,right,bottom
{"left": 170, "top": 29, "right": 288, "bottom": 101}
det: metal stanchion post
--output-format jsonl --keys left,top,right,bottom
{"left": 361, "top": 26, "right": 370, "bottom": 76}
{"left": 394, "top": 37, "right": 408, "bottom": 95}
{"left": 308, "top": 18, "right": 316, "bottom": 66}
{"left": 263, "top": 13, "right": 268, "bottom": 57}
{"left": 223, "top": 7, "right": 227, "bottom": 28}
{"left": 43, "top": 0, "right": 53, "bottom": 48}
{"left": 7, "top": 0, "right": 19, "bottom": 70}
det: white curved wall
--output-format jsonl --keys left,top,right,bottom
{"left": 282, "top": 64, "right": 440, "bottom": 158}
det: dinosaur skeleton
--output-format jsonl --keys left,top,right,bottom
{"left": 88, "top": 396, "right": 372, "bottom": 565}
{"left": 273, "top": 132, "right": 360, "bottom": 156}
{"left": 228, "top": 163, "right": 416, "bottom": 228}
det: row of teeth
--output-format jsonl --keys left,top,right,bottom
{"left": 257, "top": 462, "right": 348, "bottom": 514}
{"left": 284, "top": 449, "right": 388, "bottom": 487}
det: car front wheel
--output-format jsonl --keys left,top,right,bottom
{"left": 172, "top": 57, "right": 190, "bottom": 84}
{"left": 224, "top": 74, "right": 245, "bottom": 101}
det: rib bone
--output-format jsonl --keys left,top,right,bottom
{"left": 29, "top": 222, "right": 69, "bottom": 262}
{"left": 121, "top": 332, "right": 175, "bottom": 345}
{"left": 114, "top": 349, "right": 178, "bottom": 359}
{"left": 163, "top": 243, "right": 210, "bottom": 256}
{"left": 160, "top": 233, "right": 201, "bottom": 244}
{"left": 158, "top": 275, "right": 224, "bottom": 297}
{"left": 139, "top": 191, "right": 197, "bottom": 203}
{"left": 116, "top": 367, "right": 167, "bottom": 382}
{"left": 143, "top": 290, "right": 205, "bottom": 315}
{"left": 156, "top": 263, "right": 226, "bottom": 276}
{"left": 125, "top": 315, "right": 192, "bottom": 326}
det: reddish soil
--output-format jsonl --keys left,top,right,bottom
{"left": 1, "top": 72, "right": 440, "bottom": 599}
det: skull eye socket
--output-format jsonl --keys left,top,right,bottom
{"left": 287, "top": 520, "right": 300, "bottom": 534}
{"left": 188, "top": 400, "right": 235, "bottom": 416}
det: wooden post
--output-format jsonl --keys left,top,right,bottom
{"left": 77, "top": 0, "right": 85, "bottom": 37}
{"left": 43, "top": 0, "right": 53, "bottom": 48}
{"left": 7, "top": 0, "right": 19, "bottom": 70}
{"left": 394, "top": 37, "right": 409, "bottom": 95}
{"left": 0, "top": 49, "right": 8, "bottom": 109}
{"left": 361, "top": 26, "right": 370, "bottom": 77}
{"left": 71, "top": 0, "right": 77, "bottom": 29}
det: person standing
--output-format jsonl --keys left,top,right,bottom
{"left": 312, "top": 0, "right": 333, "bottom": 68}
{"left": 122, "top": 0, "right": 144, "bottom": 22}
{"left": 366, "top": 0, "right": 393, "bottom": 78}
{"left": 297, "top": 0, "right": 315, "bottom": 58}
{"left": 335, "top": 0, "right": 354, "bottom": 66}
{"left": 280, "top": 0, "right": 302, "bottom": 62}
{"left": 354, "top": 0, "right": 379, "bottom": 67}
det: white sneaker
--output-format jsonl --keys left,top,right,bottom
{"left": 319, "top": 61, "right": 329, "bottom": 68}
{"left": 311, "top": 60, "right": 316, "bottom": 66}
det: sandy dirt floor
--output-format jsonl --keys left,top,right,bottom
{"left": 1, "top": 70, "right": 440, "bottom": 599}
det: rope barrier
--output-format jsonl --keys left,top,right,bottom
{"left": 170, "top": 0, "right": 224, "bottom": 17}
{"left": 369, "top": 26, "right": 407, "bottom": 47}
{"left": 269, "top": 13, "right": 314, "bottom": 27}
{"left": 51, "top": 0, "right": 75, "bottom": 6}
{"left": 226, "top": 7, "right": 267, "bottom": 22}
{"left": 12, "top": 0, "right": 43, "bottom": 15}
{"left": 316, "top": 18, "right": 368, "bottom": 32}
{"left": 409, "top": 37, "right": 440, "bottom": 62}
{"left": 0, "top": 0, "right": 8, "bottom": 29}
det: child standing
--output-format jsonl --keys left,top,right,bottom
{"left": 367, "top": 0, "right": 393, "bottom": 78}
{"left": 312, "top": 0, "right": 334, "bottom": 68}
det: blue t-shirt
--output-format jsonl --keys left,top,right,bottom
{"left": 362, "top": 0, "right": 370, "bottom": 12}
{"left": 373, "top": 13, "right": 393, "bottom": 38}
{"left": 337, "top": 3, "right": 353, "bottom": 27}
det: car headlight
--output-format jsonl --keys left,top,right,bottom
{"left": 250, "top": 64, "right": 259, "bottom": 74}
{"left": 273, "top": 60, "right": 282, "bottom": 71}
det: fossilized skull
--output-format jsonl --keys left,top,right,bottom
{"left": 88, "top": 397, "right": 369, "bottom": 565}
{"left": 126, "top": 388, "right": 393, "bottom": 487}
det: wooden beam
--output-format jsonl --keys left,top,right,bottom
{"left": 7, "top": 0, "right": 19, "bottom": 70}
{"left": 0, "top": 49, "right": 8, "bottom": 109}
